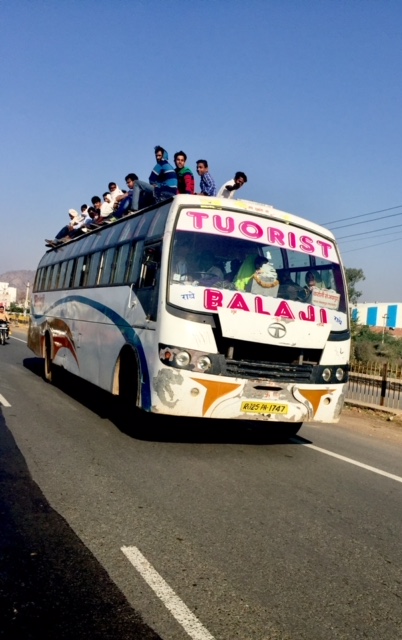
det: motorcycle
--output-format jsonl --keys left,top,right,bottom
{"left": 0, "top": 322, "right": 9, "bottom": 345}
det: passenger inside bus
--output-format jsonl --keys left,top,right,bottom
{"left": 195, "top": 251, "right": 224, "bottom": 286}
{"left": 171, "top": 235, "right": 196, "bottom": 283}
{"left": 277, "top": 270, "right": 305, "bottom": 301}
{"left": 305, "top": 269, "right": 326, "bottom": 291}
{"left": 234, "top": 255, "right": 278, "bottom": 294}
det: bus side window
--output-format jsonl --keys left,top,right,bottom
{"left": 125, "top": 240, "right": 143, "bottom": 286}
{"left": 87, "top": 251, "right": 102, "bottom": 287}
{"left": 136, "top": 242, "right": 162, "bottom": 321}
{"left": 139, "top": 244, "right": 161, "bottom": 289}
{"left": 99, "top": 248, "right": 117, "bottom": 286}
{"left": 81, "top": 255, "right": 91, "bottom": 287}
{"left": 73, "top": 256, "right": 85, "bottom": 288}
{"left": 51, "top": 263, "right": 60, "bottom": 290}
{"left": 33, "top": 268, "right": 41, "bottom": 292}
{"left": 65, "top": 259, "right": 77, "bottom": 289}
{"left": 113, "top": 243, "right": 131, "bottom": 284}
{"left": 37, "top": 268, "right": 46, "bottom": 292}
{"left": 58, "top": 261, "right": 67, "bottom": 289}
{"left": 44, "top": 266, "right": 53, "bottom": 291}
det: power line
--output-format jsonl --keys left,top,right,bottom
{"left": 342, "top": 232, "right": 402, "bottom": 244}
{"left": 328, "top": 210, "right": 402, "bottom": 231}
{"left": 322, "top": 204, "right": 402, "bottom": 226}
{"left": 342, "top": 236, "right": 402, "bottom": 254}
{"left": 337, "top": 223, "right": 402, "bottom": 241}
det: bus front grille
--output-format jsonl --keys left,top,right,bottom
{"left": 224, "top": 359, "right": 314, "bottom": 382}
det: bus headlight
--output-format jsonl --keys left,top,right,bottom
{"left": 175, "top": 351, "right": 191, "bottom": 367}
{"left": 196, "top": 356, "right": 212, "bottom": 372}
{"left": 159, "top": 343, "right": 219, "bottom": 375}
{"left": 322, "top": 368, "right": 332, "bottom": 382}
{"left": 335, "top": 367, "right": 345, "bottom": 381}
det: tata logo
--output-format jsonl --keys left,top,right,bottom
{"left": 268, "top": 322, "right": 287, "bottom": 339}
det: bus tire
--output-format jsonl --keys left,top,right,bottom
{"left": 283, "top": 423, "right": 303, "bottom": 438}
{"left": 44, "top": 333, "right": 62, "bottom": 384}
{"left": 117, "top": 347, "right": 141, "bottom": 431}
{"left": 273, "top": 423, "right": 303, "bottom": 439}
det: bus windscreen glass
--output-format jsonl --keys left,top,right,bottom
{"left": 168, "top": 208, "right": 347, "bottom": 332}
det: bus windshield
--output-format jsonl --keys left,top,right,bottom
{"left": 168, "top": 208, "right": 347, "bottom": 331}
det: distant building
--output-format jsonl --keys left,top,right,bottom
{"left": 0, "top": 282, "right": 17, "bottom": 308}
{"left": 351, "top": 302, "right": 402, "bottom": 330}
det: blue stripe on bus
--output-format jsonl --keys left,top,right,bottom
{"left": 33, "top": 295, "right": 151, "bottom": 411}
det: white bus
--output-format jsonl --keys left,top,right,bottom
{"left": 28, "top": 195, "right": 350, "bottom": 436}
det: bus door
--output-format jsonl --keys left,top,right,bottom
{"left": 126, "top": 241, "right": 162, "bottom": 329}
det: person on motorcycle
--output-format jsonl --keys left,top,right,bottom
{"left": 0, "top": 305, "right": 10, "bottom": 339}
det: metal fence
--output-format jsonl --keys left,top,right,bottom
{"left": 346, "top": 361, "right": 402, "bottom": 410}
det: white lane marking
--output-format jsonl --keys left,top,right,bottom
{"left": 121, "top": 546, "right": 215, "bottom": 640}
{"left": 297, "top": 442, "right": 402, "bottom": 484}
{"left": 0, "top": 394, "right": 11, "bottom": 407}
{"left": 10, "top": 336, "right": 26, "bottom": 343}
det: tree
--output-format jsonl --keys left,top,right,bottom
{"left": 345, "top": 268, "right": 365, "bottom": 304}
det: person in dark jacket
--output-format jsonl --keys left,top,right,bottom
{"left": 149, "top": 146, "right": 178, "bottom": 202}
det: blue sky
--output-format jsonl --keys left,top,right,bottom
{"left": 1, "top": 0, "right": 401, "bottom": 302}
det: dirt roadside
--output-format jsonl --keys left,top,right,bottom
{"left": 337, "top": 405, "right": 402, "bottom": 445}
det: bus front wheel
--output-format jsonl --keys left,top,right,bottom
{"left": 275, "top": 423, "right": 303, "bottom": 439}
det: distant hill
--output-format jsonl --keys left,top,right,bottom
{"left": 0, "top": 270, "right": 36, "bottom": 301}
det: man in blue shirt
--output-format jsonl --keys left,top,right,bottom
{"left": 196, "top": 159, "right": 216, "bottom": 196}
{"left": 114, "top": 173, "right": 155, "bottom": 218}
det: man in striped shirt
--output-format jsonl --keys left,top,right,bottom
{"left": 196, "top": 159, "right": 216, "bottom": 196}
{"left": 149, "top": 146, "right": 178, "bottom": 203}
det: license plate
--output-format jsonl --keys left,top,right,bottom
{"left": 240, "top": 401, "right": 288, "bottom": 415}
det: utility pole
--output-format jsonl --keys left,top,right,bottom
{"left": 381, "top": 313, "right": 388, "bottom": 344}
{"left": 23, "top": 282, "right": 30, "bottom": 316}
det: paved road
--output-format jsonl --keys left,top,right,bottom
{"left": 1, "top": 332, "right": 402, "bottom": 639}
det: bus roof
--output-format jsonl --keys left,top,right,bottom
{"left": 43, "top": 194, "right": 336, "bottom": 260}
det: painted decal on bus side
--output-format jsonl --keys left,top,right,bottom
{"left": 32, "top": 294, "right": 152, "bottom": 410}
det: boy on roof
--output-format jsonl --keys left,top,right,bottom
{"left": 196, "top": 159, "right": 216, "bottom": 196}
{"left": 217, "top": 171, "right": 248, "bottom": 199}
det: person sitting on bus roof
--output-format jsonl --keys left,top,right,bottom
{"left": 149, "top": 146, "right": 178, "bottom": 203}
{"left": 45, "top": 208, "right": 87, "bottom": 246}
{"left": 93, "top": 193, "right": 113, "bottom": 218}
{"left": 217, "top": 172, "right": 248, "bottom": 199}
{"left": 174, "top": 150, "right": 195, "bottom": 194}
{"left": 84, "top": 206, "right": 103, "bottom": 228}
{"left": 114, "top": 173, "right": 155, "bottom": 219}
{"left": 107, "top": 182, "right": 123, "bottom": 205}
{"left": 196, "top": 159, "right": 216, "bottom": 196}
